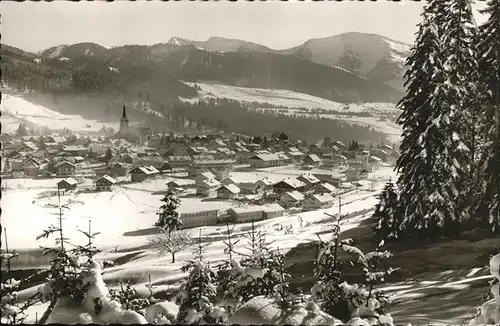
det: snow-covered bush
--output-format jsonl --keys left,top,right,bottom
{"left": 469, "top": 253, "right": 500, "bottom": 325}
{"left": 108, "top": 282, "right": 152, "bottom": 315}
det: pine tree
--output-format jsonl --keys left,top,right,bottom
{"left": 373, "top": 180, "right": 402, "bottom": 241}
{"left": 475, "top": 0, "right": 500, "bottom": 232}
{"left": 396, "top": 1, "right": 466, "bottom": 240}
{"left": 154, "top": 189, "right": 182, "bottom": 233}
{"left": 440, "top": 0, "right": 481, "bottom": 221}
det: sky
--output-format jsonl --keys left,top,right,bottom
{"left": 2, "top": 0, "right": 489, "bottom": 53}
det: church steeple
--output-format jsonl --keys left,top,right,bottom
{"left": 122, "top": 104, "right": 127, "bottom": 119}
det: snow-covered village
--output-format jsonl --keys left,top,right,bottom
{"left": 1, "top": 1, "right": 499, "bottom": 325}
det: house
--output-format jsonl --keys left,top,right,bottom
{"left": 129, "top": 166, "right": 160, "bottom": 182}
{"left": 273, "top": 178, "right": 306, "bottom": 194}
{"left": 297, "top": 174, "right": 321, "bottom": 190}
{"left": 180, "top": 209, "right": 219, "bottom": 228}
{"left": 234, "top": 148, "right": 251, "bottom": 163}
{"left": 309, "top": 144, "right": 322, "bottom": 155}
{"left": 302, "top": 193, "right": 334, "bottom": 211}
{"left": 63, "top": 146, "right": 88, "bottom": 157}
{"left": 18, "top": 142, "right": 39, "bottom": 153}
{"left": 227, "top": 206, "right": 265, "bottom": 224}
{"left": 57, "top": 178, "right": 78, "bottom": 191}
{"left": 313, "top": 173, "right": 343, "bottom": 187}
{"left": 196, "top": 179, "right": 220, "bottom": 197}
{"left": 167, "top": 179, "right": 195, "bottom": 189}
{"left": 120, "top": 153, "right": 138, "bottom": 164}
{"left": 248, "top": 153, "right": 287, "bottom": 168}
{"left": 313, "top": 183, "right": 337, "bottom": 194}
{"left": 55, "top": 161, "right": 76, "bottom": 176}
{"left": 287, "top": 150, "right": 305, "bottom": 164}
{"left": 189, "top": 159, "right": 235, "bottom": 180}
{"left": 164, "top": 143, "right": 190, "bottom": 157}
{"left": 167, "top": 156, "right": 192, "bottom": 169}
{"left": 262, "top": 204, "right": 285, "bottom": 219}
{"left": 279, "top": 191, "right": 305, "bottom": 208}
{"left": 195, "top": 171, "right": 217, "bottom": 185}
{"left": 346, "top": 168, "right": 369, "bottom": 181}
{"left": 363, "top": 155, "right": 382, "bottom": 172}
{"left": 303, "top": 154, "right": 322, "bottom": 166}
{"left": 216, "top": 184, "right": 241, "bottom": 199}
{"left": 95, "top": 175, "right": 117, "bottom": 191}
{"left": 109, "top": 162, "right": 128, "bottom": 177}
{"left": 255, "top": 178, "right": 275, "bottom": 194}
{"left": 19, "top": 157, "right": 41, "bottom": 177}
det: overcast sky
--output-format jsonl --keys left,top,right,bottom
{"left": 2, "top": 0, "right": 489, "bottom": 53}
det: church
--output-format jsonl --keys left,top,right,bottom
{"left": 112, "top": 104, "right": 139, "bottom": 143}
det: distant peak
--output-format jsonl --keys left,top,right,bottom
{"left": 168, "top": 37, "right": 192, "bottom": 46}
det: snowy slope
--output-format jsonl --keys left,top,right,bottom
{"left": 1, "top": 93, "right": 120, "bottom": 133}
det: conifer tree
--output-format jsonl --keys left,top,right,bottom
{"left": 440, "top": 0, "right": 481, "bottom": 220}
{"left": 396, "top": 0, "right": 465, "bottom": 240}
{"left": 154, "top": 189, "right": 182, "bottom": 233}
{"left": 475, "top": 0, "right": 500, "bottom": 232}
{"left": 373, "top": 180, "right": 401, "bottom": 241}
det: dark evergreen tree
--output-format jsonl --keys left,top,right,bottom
{"left": 373, "top": 180, "right": 402, "bottom": 241}
{"left": 396, "top": 1, "right": 466, "bottom": 240}
{"left": 440, "top": 0, "right": 481, "bottom": 221}
{"left": 475, "top": 0, "right": 500, "bottom": 232}
{"left": 154, "top": 189, "right": 182, "bottom": 233}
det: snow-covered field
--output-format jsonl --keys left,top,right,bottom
{"left": 180, "top": 81, "right": 402, "bottom": 141}
{"left": 1, "top": 93, "right": 120, "bottom": 133}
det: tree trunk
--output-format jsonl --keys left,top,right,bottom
{"left": 171, "top": 252, "right": 175, "bottom": 263}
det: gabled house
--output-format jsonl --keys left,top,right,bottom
{"left": 297, "top": 174, "right": 321, "bottom": 190}
{"left": 248, "top": 153, "right": 287, "bottom": 168}
{"left": 189, "top": 159, "right": 235, "bottom": 180}
{"left": 255, "top": 178, "right": 275, "bottom": 195}
{"left": 303, "top": 154, "right": 322, "bottom": 166}
{"left": 195, "top": 171, "right": 217, "bottom": 185}
{"left": 95, "top": 175, "right": 117, "bottom": 191}
{"left": 216, "top": 184, "right": 241, "bottom": 199}
{"left": 57, "top": 178, "right": 78, "bottom": 191}
{"left": 129, "top": 166, "right": 160, "bottom": 182}
{"left": 313, "top": 182, "right": 337, "bottom": 194}
{"left": 346, "top": 168, "right": 369, "bottom": 181}
{"left": 302, "top": 193, "right": 334, "bottom": 211}
{"left": 55, "top": 161, "right": 76, "bottom": 176}
{"left": 167, "top": 179, "right": 195, "bottom": 189}
{"left": 273, "top": 178, "right": 306, "bottom": 194}
{"left": 196, "top": 179, "right": 220, "bottom": 197}
{"left": 120, "top": 153, "right": 138, "bottom": 164}
{"left": 63, "top": 146, "right": 88, "bottom": 157}
{"left": 20, "top": 157, "right": 41, "bottom": 177}
{"left": 18, "top": 141, "right": 39, "bottom": 153}
{"left": 167, "top": 156, "right": 192, "bottom": 169}
{"left": 279, "top": 191, "right": 305, "bottom": 208}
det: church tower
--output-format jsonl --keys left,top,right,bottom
{"left": 118, "top": 104, "right": 129, "bottom": 136}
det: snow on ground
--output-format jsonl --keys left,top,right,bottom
{"left": 1, "top": 93, "right": 120, "bottom": 133}
{"left": 180, "top": 81, "right": 399, "bottom": 115}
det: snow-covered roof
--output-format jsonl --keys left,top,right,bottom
{"left": 298, "top": 174, "right": 320, "bottom": 184}
{"left": 262, "top": 203, "right": 284, "bottom": 213}
{"left": 315, "top": 183, "right": 337, "bottom": 193}
{"left": 218, "top": 184, "right": 241, "bottom": 194}
{"left": 199, "top": 171, "right": 216, "bottom": 180}
{"left": 309, "top": 193, "right": 334, "bottom": 203}
{"left": 54, "top": 160, "right": 76, "bottom": 168}
{"left": 131, "top": 166, "right": 159, "bottom": 175}
{"left": 97, "top": 174, "right": 117, "bottom": 184}
{"left": 193, "top": 159, "right": 235, "bottom": 165}
{"left": 167, "top": 179, "right": 195, "bottom": 187}
{"left": 276, "top": 178, "right": 306, "bottom": 189}
{"left": 305, "top": 154, "right": 322, "bottom": 162}
{"left": 283, "top": 191, "right": 305, "bottom": 201}
{"left": 200, "top": 179, "right": 221, "bottom": 188}
{"left": 58, "top": 177, "right": 77, "bottom": 186}
{"left": 229, "top": 205, "right": 265, "bottom": 214}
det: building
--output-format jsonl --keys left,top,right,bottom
{"left": 129, "top": 166, "right": 160, "bottom": 182}
{"left": 313, "top": 182, "right": 337, "bottom": 194}
{"left": 195, "top": 171, "right": 217, "bottom": 185}
{"left": 279, "top": 191, "right": 305, "bottom": 208}
{"left": 167, "top": 156, "right": 192, "bottom": 169}
{"left": 95, "top": 175, "right": 117, "bottom": 191}
{"left": 112, "top": 104, "right": 139, "bottom": 142}
{"left": 287, "top": 150, "right": 305, "bottom": 164}
{"left": 216, "top": 184, "right": 241, "bottom": 199}
{"left": 313, "top": 173, "right": 343, "bottom": 187}
{"left": 346, "top": 168, "right": 369, "bottom": 181}
{"left": 262, "top": 203, "right": 285, "bottom": 219}
{"left": 297, "top": 174, "right": 321, "bottom": 190}
{"left": 196, "top": 179, "right": 220, "bottom": 197}
{"left": 302, "top": 193, "right": 334, "bottom": 211}
{"left": 303, "top": 154, "right": 323, "bottom": 166}
{"left": 234, "top": 148, "right": 251, "bottom": 164}
{"left": 248, "top": 153, "right": 287, "bottom": 168}
{"left": 228, "top": 206, "right": 264, "bottom": 224}
{"left": 63, "top": 146, "right": 88, "bottom": 157}
{"left": 273, "top": 178, "right": 306, "bottom": 194}
{"left": 255, "top": 178, "right": 275, "bottom": 195}
{"left": 167, "top": 179, "right": 195, "bottom": 189}
{"left": 57, "top": 178, "right": 78, "bottom": 191}
{"left": 189, "top": 159, "right": 235, "bottom": 180}
{"left": 20, "top": 157, "right": 41, "bottom": 177}
{"left": 55, "top": 161, "right": 76, "bottom": 176}
{"left": 180, "top": 209, "right": 219, "bottom": 228}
